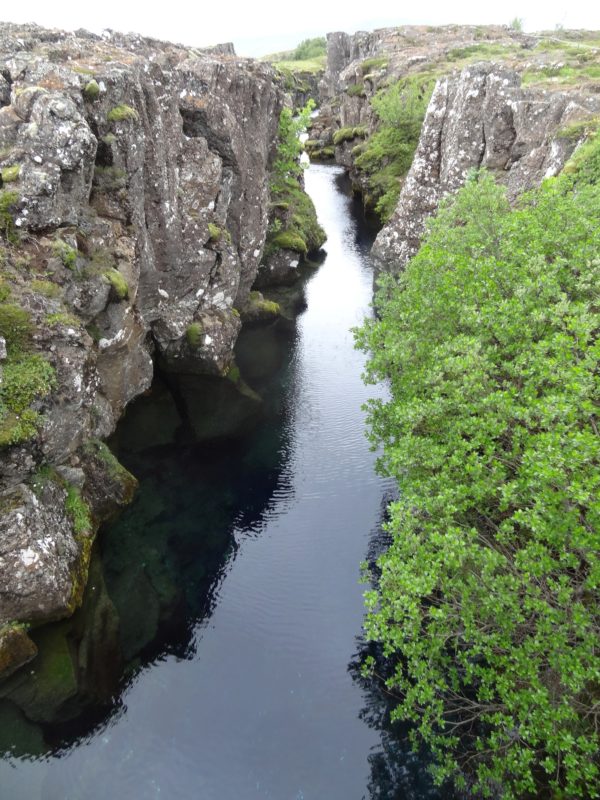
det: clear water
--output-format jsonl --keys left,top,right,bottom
{"left": 0, "top": 165, "right": 446, "bottom": 799}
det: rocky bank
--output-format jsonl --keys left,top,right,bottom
{"left": 0, "top": 22, "right": 287, "bottom": 676}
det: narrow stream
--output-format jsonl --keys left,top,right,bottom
{"left": 0, "top": 165, "right": 443, "bottom": 799}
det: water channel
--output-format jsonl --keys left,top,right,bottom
{"left": 0, "top": 164, "right": 444, "bottom": 799}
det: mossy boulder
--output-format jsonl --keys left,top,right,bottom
{"left": 0, "top": 622, "right": 78, "bottom": 723}
{"left": 0, "top": 625, "right": 37, "bottom": 681}
{"left": 238, "top": 290, "right": 281, "bottom": 323}
{"left": 80, "top": 438, "right": 138, "bottom": 523}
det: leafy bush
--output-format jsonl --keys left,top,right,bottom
{"left": 271, "top": 101, "right": 314, "bottom": 190}
{"left": 355, "top": 171, "right": 600, "bottom": 798}
{"left": 287, "top": 37, "right": 326, "bottom": 61}
{"left": 355, "top": 75, "right": 434, "bottom": 220}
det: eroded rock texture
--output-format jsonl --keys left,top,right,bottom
{"left": 0, "top": 22, "right": 284, "bottom": 668}
{"left": 372, "top": 63, "right": 600, "bottom": 269}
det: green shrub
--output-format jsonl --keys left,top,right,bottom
{"left": 271, "top": 100, "right": 315, "bottom": 190}
{"left": 288, "top": 37, "right": 326, "bottom": 61}
{"left": 355, "top": 171, "right": 600, "bottom": 798}
{"left": 355, "top": 74, "right": 434, "bottom": 220}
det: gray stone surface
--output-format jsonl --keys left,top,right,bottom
{"left": 0, "top": 22, "right": 285, "bottom": 662}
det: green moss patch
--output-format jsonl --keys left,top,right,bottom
{"left": 1, "top": 165, "right": 20, "bottom": 183}
{"left": 103, "top": 268, "right": 129, "bottom": 300}
{"left": 266, "top": 178, "right": 326, "bottom": 259}
{"left": 0, "top": 191, "right": 19, "bottom": 243}
{"left": 107, "top": 104, "right": 139, "bottom": 123}
{"left": 333, "top": 126, "right": 368, "bottom": 145}
{"left": 83, "top": 79, "right": 100, "bottom": 101}
{"left": 186, "top": 322, "right": 204, "bottom": 348}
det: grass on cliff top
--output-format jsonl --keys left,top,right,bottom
{"left": 263, "top": 36, "right": 326, "bottom": 72}
{"left": 272, "top": 56, "right": 326, "bottom": 74}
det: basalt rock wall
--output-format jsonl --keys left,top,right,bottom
{"left": 372, "top": 63, "right": 600, "bottom": 269}
{"left": 0, "top": 22, "right": 284, "bottom": 672}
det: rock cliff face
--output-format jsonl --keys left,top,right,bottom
{"left": 0, "top": 23, "right": 284, "bottom": 672}
{"left": 372, "top": 63, "right": 600, "bottom": 268}
{"left": 310, "top": 26, "right": 533, "bottom": 169}
{"left": 312, "top": 24, "right": 600, "bottom": 232}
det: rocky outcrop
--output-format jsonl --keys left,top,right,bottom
{"left": 0, "top": 22, "right": 285, "bottom": 672}
{"left": 372, "top": 63, "right": 600, "bottom": 269}
{"left": 313, "top": 26, "right": 535, "bottom": 172}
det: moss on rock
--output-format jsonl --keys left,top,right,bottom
{"left": 0, "top": 625, "right": 37, "bottom": 681}
{"left": 186, "top": 321, "right": 204, "bottom": 348}
{"left": 107, "top": 104, "right": 138, "bottom": 123}
{"left": 103, "top": 268, "right": 129, "bottom": 300}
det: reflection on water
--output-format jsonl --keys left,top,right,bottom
{"left": 0, "top": 165, "right": 444, "bottom": 799}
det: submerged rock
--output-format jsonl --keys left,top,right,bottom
{"left": 0, "top": 625, "right": 37, "bottom": 681}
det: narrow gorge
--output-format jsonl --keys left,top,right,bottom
{"left": 0, "top": 19, "right": 599, "bottom": 799}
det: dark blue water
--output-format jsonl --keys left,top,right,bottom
{"left": 0, "top": 165, "right": 444, "bottom": 799}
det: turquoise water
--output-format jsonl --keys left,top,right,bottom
{"left": 0, "top": 165, "right": 445, "bottom": 799}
